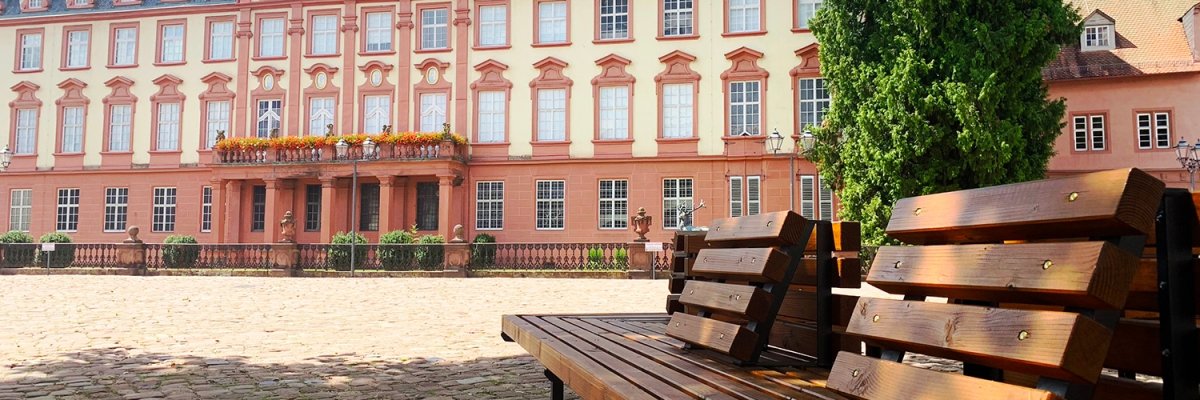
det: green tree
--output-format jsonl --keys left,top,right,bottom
{"left": 810, "top": 0, "right": 1081, "bottom": 244}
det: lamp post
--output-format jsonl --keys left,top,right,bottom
{"left": 0, "top": 145, "right": 11, "bottom": 172}
{"left": 1176, "top": 138, "right": 1200, "bottom": 191}
{"left": 334, "top": 138, "right": 379, "bottom": 274}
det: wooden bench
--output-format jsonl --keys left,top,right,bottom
{"left": 826, "top": 168, "right": 1165, "bottom": 400}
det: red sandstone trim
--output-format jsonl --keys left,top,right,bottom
{"left": 1131, "top": 107, "right": 1178, "bottom": 152}
{"left": 657, "top": 0, "right": 699, "bottom": 40}
{"left": 412, "top": 58, "right": 450, "bottom": 132}
{"left": 414, "top": 2, "right": 453, "bottom": 53}
{"left": 106, "top": 21, "right": 139, "bottom": 69}
{"left": 59, "top": 25, "right": 92, "bottom": 71}
{"left": 790, "top": 44, "right": 822, "bottom": 136}
{"left": 359, "top": 61, "right": 398, "bottom": 133}
{"left": 721, "top": 47, "right": 769, "bottom": 138}
{"left": 473, "top": 0, "right": 510, "bottom": 50}
{"left": 66, "top": 0, "right": 94, "bottom": 9}
{"left": 1068, "top": 110, "right": 1113, "bottom": 154}
{"left": 8, "top": 82, "right": 43, "bottom": 165}
{"left": 153, "top": 19, "right": 187, "bottom": 66}
{"left": 19, "top": 0, "right": 49, "bottom": 12}
{"left": 721, "top": 0, "right": 766, "bottom": 36}
{"left": 655, "top": 51, "right": 701, "bottom": 154}
{"left": 149, "top": 75, "right": 186, "bottom": 159}
{"left": 471, "top": 60, "right": 513, "bottom": 156}
{"left": 203, "top": 16, "right": 237, "bottom": 63}
{"left": 533, "top": 0, "right": 571, "bottom": 47}
{"left": 305, "top": 8, "right": 341, "bottom": 58}
{"left": 250, "top": 66, "right": 288, "bottom": 137}
{"left": 303, "top": 63, "right": 340, "bottom": 136}
{"left": 358, "top": 5, "right": 396, "bottom": 55}
{"left": 199, "top": 72, "right": 236, "bottom": 150}
{"left": 592, "top": 0, "right": 633, "bottom": 44}
{"left": 530, "top": 57, "right": 574, "bottom": 159}
{"left": 591, "top": 55, "right": 635, "bottom": 152}
{"left": 101, "top": 77, "right": 136, "bottom": 161}
{"left": 13, "top": 28, "right": 45, "bottom": 74}
{"left": 254, "top": 12, "right": 289, "bottom": 60}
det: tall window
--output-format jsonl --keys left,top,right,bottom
{"left": 19, "top": 32, "right": 42, "bottom": 71}
{"left": 1137, "top": 112, "right": 1172, "bottom": 149}
{"left": 62, "top": 106, "right": 85, "bottom": 153}
{"left": 9, "top": 189, "right": 32, "bottom": 232}
{"left": 798, "top": 78, "right": 830, "bottom": 131}
{"left": 153, "top": 187, "right": 177, "bottom": 232}
{"left": 109, "top": 105, "right": 132, "bottom": 152}
{"left": 309, "top": 97, "right": 335, "bottom": 136}
{"left": 14, "top": 109, "right": 37, "bottom": 155}
{"left": 416, "top": 182, "right": 439, "bottom": 231}
{"left": 663, "top": 0, "right": 694, "bottom": 37}
{"left": 304, "top": 185, "right": 321, "bottom": 232}
{"left": 537, "top": 89, "right": 567, "bottom": 141}
{"left": 479, "top": 5, "right": 508, "bottom": 46}
{"left": 56, "top": 189, "right": 80, "bottom": 232}
{"left": 208, "top": 21, "right": 234, "bottom": 60}
{"left": 419, "top": 93, "right": 447, "bottom": 132}
{"left": 420, "top": 8, "right": 449, "bottom": 50}
{"left": 157, "top": 103, "right": 181, "bottom": 151}
{"left": 65, "top": 29, "right": 90, "bottom": 68}
{"left": 311, "top": 15, "right": 338, "bottom": 55}
{"left": 365, "top": 12, "right": 393, "bottom": 52}
{"left": 200, "top": 186, "right": 212, "bottom": 233}
{"left": 206, "top": 101, "right": 230, "bottom": 149}
{"left": 112, "top": 27, "right": 137, "bottom": 66}
{"left": 364, "top": 95, "right": 392, "bottom": 133}
{"left": 251, "top": 185, "right": 266, "bottom": 231}
{"left": 598, "top": 87, "right": 629, "bottom": 140}
{"left": 104, "top": 187, "right": 129, "bottom": 232}
{"left": 598, "top": 0, "right": 630, "bottom": 40}
{"left": 160, "top": 24, "right": 184, "bottom": 63}
{"left": 729, "top": 176, "right": 761, "bottom": 217}
{"left": 476, "top": 181, "right": 504, "bottom": 230}
{"left": 663, "top": 178, "right": 694, "bottom": 229}
{"left": 796, "top": 0, "right": 822, "bottom": 29}
{"left": 538, "top": 1, "right": 568, "bottom": 43}
{"left": 1072, "top": 114, "right": 1105, "bottom": 151}
{"left": 477, "top": 91, "right": 506, "bottom": 143}
{"left": 800, "top": 176, "right": 835, "bottom": 220}
{"left": 599, "top": 179, "right": 628, "bottom": 229}
{"left": 747, "top": 176, "right": 761, "bottom": 216}
{"left": 729, "top": 81, "right": 761, "bottom": 135}
{"left": 257, "top": 99, "right": 282, "bottom": 138}
{"left": 662, "top": 83, "right": 694, "bottom": 138}
{"left": 359, "top": 184, "right": 381, "bottom": 231}
{"left": 728, "top": 0, "right": 761, "bottom": 33}
{"left": 536, "top": 180, "right": 566, "bottom": 230}
{"left": 259, "top": 18, "right": 285, "bottom": 57}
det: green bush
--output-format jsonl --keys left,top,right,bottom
{"left": 470, "top": 233, "right": 497, "bottom": 267}
{"left": 614, "top": 248, "right": 628, "bottom": 268}
{"left": 36, "top": 233, "right": 74, "bottom": 268}
{"left": 414, "top": 234, "right": 445, "bottom": 269}
{"left": 378, "top": 229, "right": 416, "bottom": 270}
{"left": 162, "top": 235, "right": 200, "bottom": 268}
{"left": 327, "top": 232, "right": 368, "bottom": 271}
{"left": 0, "top": 231, "right": 35, "bottom": 268}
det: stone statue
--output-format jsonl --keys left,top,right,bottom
{"left": 631, "top": 207, "right": 653, "bottom": 242}
{"left": 676, "top": 200, "right": 706, "bottom": 231}
{"left": 270, "top": 128, "right": 280, "bottom": 139}
{"left": 280, "top": 211, "right": 296, "bottom": 243}
{"left": 451, "top": 224, "right": 465, "bottom": 243}
{"left": 325, "top": 124, "right": 335, "bottom": 137}
{"left": 124, "top": 226, "right": 142, "bottom": 244}
{"left": 214, "top": 130, "right": 226, "bottom": 143}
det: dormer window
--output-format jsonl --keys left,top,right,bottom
{"left": 1080, "top": 9, "right": 1116, "bottom": 51}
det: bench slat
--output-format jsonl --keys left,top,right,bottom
{"left": 666, "top": 312, "right": 760, "bottom": 361}
{"left": 885, "top": 168, "right": 1165, "bottom": 245}
{"left": 501, "top": 315, "right": 655, "bottom": 399}
{"left": 706, "top": 211, "right": 807, "bottom": 248}
{"left": 845, "top": 298, "right": 1111, "bottom": 383}
{"left": 692, "top": 247, "right": 790, "bottom": 282}
{"left": 868, "top": 241, "right": 1139, "bottom": 309}
{"left": 796, "top": 258, "right": 862, "bottom": 289}
{"left": 828, "top": 352, "right": 1060, "bottom": 400}
{"left": 678, "top": 280, "right": 773, "bottom": 321}
{"left": 804, "top": 221, "right": 862, "bottom": 252}
{"left": 1093, "top": 375, "right": 1162, "bottom": 400}
{"left": 1125, "top": 257, "right": 1200, "bottom": 311}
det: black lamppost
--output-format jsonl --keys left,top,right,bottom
{"left": 1176, "top": 138, "right": 1200, "bottom": 191}
{"left": 0, "top": 145, "right": 11, "bottom": 172}
{"left": 334, "top": 137, "right": 378, "bottom": 274}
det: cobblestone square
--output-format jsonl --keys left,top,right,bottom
{"left": 0, "top": 276, "right": 666, "bottom": 399}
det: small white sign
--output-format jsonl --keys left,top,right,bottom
{"left": 41, "top": 243, "right": 56, "bottom": 252}
{"left": 645, "top": 242, "right": 664, "bottom": 252}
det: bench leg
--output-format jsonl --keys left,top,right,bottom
{"left": 544, "top": 369, "right": 564, "bottom": 400}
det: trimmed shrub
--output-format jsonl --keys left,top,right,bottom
{"left": 327, "top": 232, "right": 368, "bottom": 271}
{"left": 470, "top": 233, "right": 496, "bottom": 267}
{"left": 414, "top": 234, "right": 445, "bottom": 269}
{"left": 378, "top": 229, "right": 416, "bottom": 270}
{"left": 36, "top": 233, "right": 75, "bottom": 268}
{"left": 614, "top": 248, "right": 629, "bottom": 269}
{"left": 0, "top": 231, "right": 35, "bottom": 268}
{"left": 162, "top": 235, "right": 200, "bottom": 268}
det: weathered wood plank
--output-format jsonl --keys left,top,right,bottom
{"left": 666, "top": 312, "right": 760, "bottom": 361}
{"left": 678, "top": 280, "right": 773, "bottom": 321}
{"left": 796, "top": 258, "right": 862, "bottom": 289}
{"left": 769, "top": 320, "right": 862, "bottom": 357}
{"left": 844, "top": 298, "right": 1112, "bottom": 383}
{"left": 706, "top": 211, "right": 808, "bottom": 248}
{"left": 777, "top": 291, "right": 857, "bottom": 326}
{"left": 868, "top": 241, "right": 1139, "bottom": 309}
{"left": 886, "top": 168, "right": 1165, "bottom": 245}
{"left": 827, "top": 352, "right": 1060, "bottom": 400}
{"left": 805, "top": 222, "right": 863, "bottom": 252}
{"left": 1093, "top": 375, "right": 1162, "bottom": 400}
{"left": 692, "top": 247, "right": 791, "bottom": 282}
{"left": 501, "top": 315, "right": 654, "bottom": 400}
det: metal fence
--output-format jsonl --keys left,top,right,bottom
{"left": 145, "top": 244, "right": 274, "bottom": 269}
{"left": 469, "top": 242, "right": 630, "bottom": 270}
{"left": 0, "top": 243, "right": 121, "bottom": 268}
{"left": 298, "top": 244, "right": 446, "bottom": 271}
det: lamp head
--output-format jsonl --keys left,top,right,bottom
{"left": 799, "top": 128, "right": 817, "bottom": 155}
{"left": 334, "top": 138, "right": 349, "bottom": 159}
{"left": 0, "top": 145, "right": 11, "bottom": 171}
{"left": 362, "top": 138, "right": 377, "bottom": 159}
{"left": 767, "top": 129, "right": 784, "bottom": 154}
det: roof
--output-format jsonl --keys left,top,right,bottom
{"left": 1046, "top": 0, "right": 1200, "bottom": 80}
{"left": 0, "top": 0, "right": 235, "bottom": 20}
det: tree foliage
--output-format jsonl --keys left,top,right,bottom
{"left": 810, "top": 0, "right": 1081, "bottom": 244}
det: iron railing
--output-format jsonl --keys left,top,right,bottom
{"left": 298, "top": 243, "right": 446, "bottom": 271}
{"left": 652, "top": 241, "right": 675, "bottom": 272}
{"left": 470, "top": 243, "right": 630, "bottom": 271}
{"left": 0, "top": 243, "right": 122, "bottom": 268}
{"left": 145, "top": 243, "right": 274, "bottom": 269}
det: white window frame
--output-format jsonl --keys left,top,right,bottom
{"left": 730, "top": 176, "right": 743, "bottom": 217}
{"left": 62, "top": 106, "right": 85, "bottom": 153}
{"left": 799, "top": 175, "right": 816, "bottom": 220}
{"left": 798, "top": 77, "right": 830, "bottom": 131}
{"left": 818, "top": 177, "right": 834, "bottom": 221}
{"left": 308, "top": 97, "right": 335, "bottom": 136}
{"left": 663, "top": 0, "right": 694, "bottom": 37}
{"left": 208, "top": 21, "right": 234, "bottom": 60}
{"left": 598, "top": 0, "right": 630, "bottom": 40}
{"left": 599, "top": 179, "right": 629, "bottom": 229}
{"left": 730, "top": 176, "right": 761, "bottom": 218}
{"left": 663, "top": 178, "right": 694, "bottom": 230}
{"left": 536, "top": 180, "right": 566, "bottom": 230}
{"left": 1071, "top": 114, "right": 1106, "bottom": 151}
{"left": 478, "top": 5, "right": 508, "bottom": 46}
{"left": 728, "top": 0, "right": 761, "bottom": 33}
{"left": 56, "top": 188, "right": 81, "bottom": 233}
{"left": 1137, "top": 112, "right": 1172, "bottom": 150}
{"left": 9, "top": 189, "right": 32, "bottom": 233}
{"left": 104, "top": 187, "right": 129, "bottom": 233}
{"left": 14, "top": 109, "right": 37, "bottom": 155}
{"left": 537, "top": 89, "right": 567, "bottom": 141}
{"left": 365, "top": 12, "right": 393, "bottom": 52}
{"left": 662, "top": 83, "right": 694, "bottom": 138}
{"left": 160, "top": 24, "right": 184, "bottom": 63}
{"left": 419, "top": 93, "right": 447, "bottom": 132}
{"left": 747, "top": 176, "right": 762, "bottom": 216}
{"left": 201, "top": 186, "right": 213, "bottom": 233}
{"left": 257, "top": 99, "right": 282, "bottom": 138}
{"left": 259, "top": 18, "right": 285, "bottom": 58}
{"left": 420, "top": 8, "right": 450, "bottom": 50}
{"left": 475, "top": 181, "right": 504, "bottom": 230}
{"left": 1082, "top": 25, "right": 1114, "bottom": 51}
{"left": 598, "top": 86, "right": 630, "bottom": 140}
{"left": 205, "top": 101, "right": 230, "bottom": 149}
{"left": 19, "top": 32, "right": 42, "bottom": 71}
{"left": 477, "top": 91, "right": 506, "bottom": 143}
{"left": 538, "top": 1, "right": 568, "bottom": 43}
{"left": 156, "top": 103, "right": 181, "bottom": 151}
{"left": 152, "top": 187, "right": 177, "bottom": 233}
{"left": 729, "top": 81, "right": 761, "bottom": 136}
{"left": 113, "top": 27, "right": 137, "bottom": 66}
{"left": 109, "top": 105, "right": 132, "bottom": 152}
{"left": 796, "top": 0, "right": 822, "bottom": 30}
{"left": 311, "top": 15, "right": 338, "bottom": 55}
{"left": 364, "top": 95, "right": 392, "bottom": 134}
{"left": 66, "top": 30, "right": 90, "bottom": 68}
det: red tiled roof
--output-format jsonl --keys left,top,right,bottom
{"left": 1045, "top": 0, "right": 1200, "bottom": 80}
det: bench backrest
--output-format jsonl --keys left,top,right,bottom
{"left": 826, "top": 168, "right": 1165, "bottom": 400}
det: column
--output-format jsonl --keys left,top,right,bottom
{"left": 394, "top": 177, "right": 409, "bottom": 229}
{"left": 225, "top": 181, "right": 243, "bottom": 243}
{"left": 211, "top": 179, "right": 227, "bottom": 243}
{"left": 378, "top": 176, "right": 396, "bottom": 234}
{"left": 453, "top": 0, "right": 470, "bottom": 133}
{"left": 340, "top": 1, "right": 359, "bottom": 134}
{"left": 396, "top": 0, "right": 414, "bottom": 130}
{"left": 286, "top": 4, "right": 305, "bottom": 134}
{"left": 438, "top": 175, "right": 454, "bottom": 239}
{"left": 265, "top": 179, "right": 281, "bottom": 243}
{"left": 319, "top": 177, "right": 336, "bottom": 243}
{"left": 234, "top": 10, "right": 253, "bottom": 136}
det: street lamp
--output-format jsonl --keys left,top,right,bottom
{"left": 799, "top": 128, "right": 817, "bottom": 156}
{"left": 0, "top": 145, "right": 12, "bottom": 172}
{"left": 334, "top": 138, "right": 380, "bottom": 274}
{"left": 1176, "top": 138, "right": 1200, "bottom": 191}
{"left": 768, "top": 129, "right": 785, "bottom": 155}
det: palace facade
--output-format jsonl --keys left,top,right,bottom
{"left": 1, "top": 0, "right": 1197, "bottom": 244}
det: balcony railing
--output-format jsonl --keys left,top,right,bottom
{"left": 212, "top": 141, "right": 468, "bottom": 165}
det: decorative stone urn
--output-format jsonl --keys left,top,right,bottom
{"left": 631, "top": 208, "right": 653, "bottom": 242}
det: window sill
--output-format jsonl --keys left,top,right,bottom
{"left": 13, "top": 68, "right": 43, "bottom": 74}
{"left": 414, "top": 48, "right": 452, "bottom": 54}
{"left": 153, "top": 61, "right": 186, "bottom": 67}
{"left": 21, "top": 6, "right": 49, "bottom": 12}
{"left": 252, "top": 56, "right": 288, "bottom": 62}
{"left": 101, "top": 151, "right": 134, "bottom": 155}
{"left": 532, "top": 42, "right": 572, "bottom": 48}
{"left": 358, "top": 50, "right": 397, "bottom": 57}
{"left": 471, "top": 141, "right": 510, "bottom": 146}
{"left": 472, "top": 44, "right": 512, "bottom": 51}
{"left": 656, "top": 34, "right": 699, "bottom": 41}
{"left": 656, "top": 137, "right": 699, "bottom": 143}
{"left": 66, "top": 3, "right": 94, "bottom": 9}
{"left": 106, "top": 64, "right": 139, "bottom": 69}
{"left": 475, "top": 228, "right": 503, "bottom": 232}
{"left": 592, "top": 38, "right": 634, "bottom": 45}
{"left": 723, "top": 135, "right": 765, "bottom": 142}
{"left": 150, "top": 150, "right": 183, "bottom": 154}
{"left": 791, "top": 28, "right": 813, "bottom": 33}
{"left": 722, "top": 30, "right": 767, "bottom": 38}
{"left": 202, "top": 58, "right": 235, "bottom": 64}
{"left": 59, "top": 66, "right": 91, "bottom": 72}
{"left": 305, "top": 53, "right": 341, "bottom": 59}
{"left": 53, "top": 152, "right": 85, "bottom": 157}
{"left": 591, "top": 139, "right": 634, "bottom": 144}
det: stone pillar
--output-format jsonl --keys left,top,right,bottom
{"left": 117, "top": 226, "right": 147, "bottom": 275}
{"left": 265, "top": 179, "right": 281, "bottom": 243}
{"left": 443, "top": 242, "right": 469, "bottom": 277}
{"left": 271, "top": 243, "right": 300, "bottom": 276}
{"left": 211, "top": 179, "right": 227, "bottom": 243}
{"left": 627, "top": 242, "right": 653, "bottom": 279}
{"left": 225, "top": 181, "right": 243, "bottom": 243}
{"left": 395, "top": 177, "right": 409, "bottom": 229}
{"left": 378, "top": 176, "right": 396, "bottom": 234}
{"left": 437, "top": 175, "right": 454, "bottom": 239}
{"left": 319, "top": 177, "right": 336, "bottom": 243}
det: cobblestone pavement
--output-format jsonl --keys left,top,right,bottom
{"left": 0, "top": 276, "right": 668, "bottom": 399}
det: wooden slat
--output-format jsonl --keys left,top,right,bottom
{"left": 1105, "top": 318, "right": 1161, "bottom": 376}
{"left": 666, "top": 294, "right": 683, "bottom": 314}
{"left": 845, "top": 298, "right": 1112, "bottom": 383}
{"left": 886, "top": 168, "right": 1165, "bottom": 245}
{"left": 692, "top": 247, "right": 791, "bottom": 282}
{"left": 827, "top": 352, "right": 1060, "bottom": 400}
{"left": 1093, "top": 375, "right": 1162, "bottom": 400}
{"left": 804, "top": 222, "right": 863, "bottom": 252}
{"left": 678, "top": 280, "right": 773, "bottom": 321}
{"left": 666, "top": 312, "right": 760, "bottom": 361}
{"left": 501, "top": 315, "right": 655, "bottom": 399}
{"left": 668, "top": 277, "right": 687, "bottom": 293}
{"left": 706, "top": 211, "right": 807, "bottom": 248}
{"left": 868, "top": 241, "right": 1139, "bottom": 309}
{"left": 1125, "top": 257, "right": 1200, "bottom": 311}
{"left": 778, "top": 291, "right": 857, "bottom": 326}
{"left": 796, "top": 258, "right": 862, "bottom": 289}
{"left": 679, "top": 232, "right": 710, "bottom": 254}
{"left": 769, "top": 321, "right": 862, "bottom": 357}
